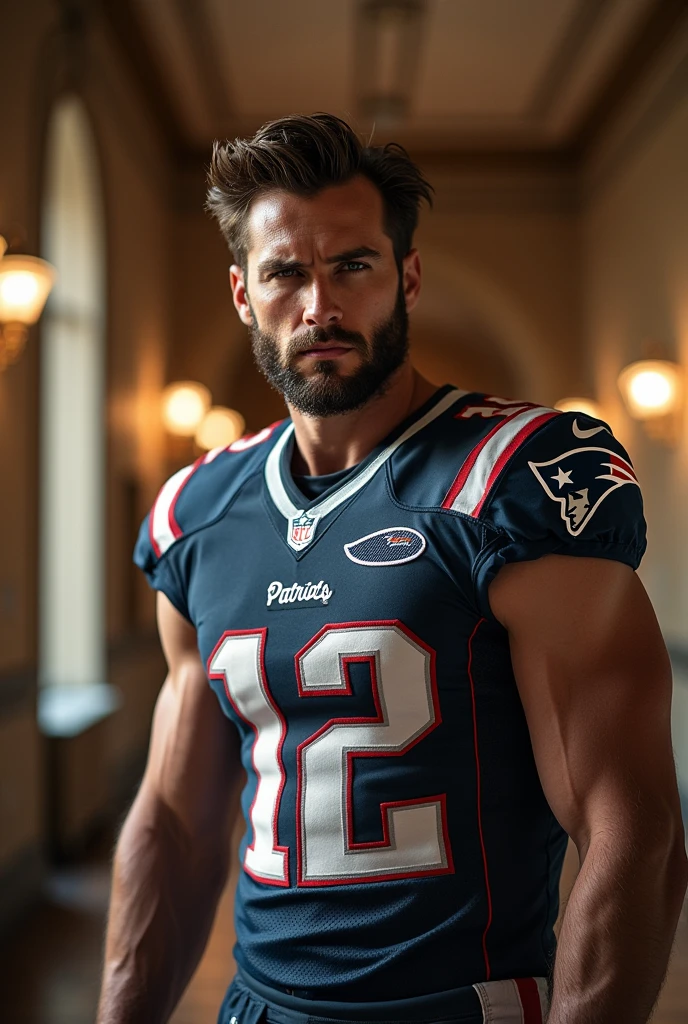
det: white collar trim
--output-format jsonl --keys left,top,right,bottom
{"left": 265, "top": 388, "right": 466, "bottom": 551}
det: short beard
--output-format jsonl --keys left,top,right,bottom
{"left": 249, "top": 285, "right": 409, "bottom": 417}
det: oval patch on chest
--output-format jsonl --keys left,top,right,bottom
{"left": 344, "top": 527, "right": 426, "bottom": 566}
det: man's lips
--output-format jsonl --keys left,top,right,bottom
{"left": 298, "top": 344, "right": 355, "bottom": 358}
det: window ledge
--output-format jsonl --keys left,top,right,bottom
{"left": 38, "top": 683, "right": 122, "bottom": 738}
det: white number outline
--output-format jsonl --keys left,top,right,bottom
{"left": 294, "top": 620, "right": 453, "bottom": 886}
{"left": 209, "top": 621, "right": 454, "bottom": 888}
{"left": 207, "top": 628, "right": 290, "bottom": 886}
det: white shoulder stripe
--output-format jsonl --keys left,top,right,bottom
{"left": 150, "top": 462, "right": 197, "bottom": 557}
{"left": 446, "top": 406, "right": 557, "bottom": 517}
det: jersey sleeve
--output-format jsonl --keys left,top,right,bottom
{"left": 472, "top": 411, "right": 647, "bottom": 617}
{"left": 132, "top": 461, "right": 203, "bottom": 623}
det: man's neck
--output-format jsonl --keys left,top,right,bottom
{"left": 288, "top": 365, "right": 439, "bottom": 476}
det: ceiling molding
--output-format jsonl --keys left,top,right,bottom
{"left": 571, "top": 0, "right": 688, "bottom": 153}
{"left": 173, "top": 0, "right": 234, "bottom": 131}
{"left": 100, "top": 0, "right": 187, "bottom": 157}
{"left": 99, "top": 0, "right": 687, "bottom": 178}
{"left": 527, "top": 0, "right": 613, "bottom": 120}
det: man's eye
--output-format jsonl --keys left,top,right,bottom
{"left": 341, "top": 261, "right": 368, "bottom": 272}
{"left": 273, "top": 268, "right": 299, "bottom": 279}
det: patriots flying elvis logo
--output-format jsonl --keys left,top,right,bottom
{"left": 528, "top": 447, "right": 639, "bottom": 536}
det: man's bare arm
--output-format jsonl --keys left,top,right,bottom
{"left": 490, "top": 554, "right": 688, "bottom": 1024}
{"left": 97, "top": 593, "right": 243, "bottom": 1024}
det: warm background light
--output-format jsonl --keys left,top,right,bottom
{"left": 617, "top": 359, "right": 683, "bottom": 419}
{"left": 554, "top": 396, "right": 603, "bottom": 419}
{"left": 195, "top": 406, "right": 246, "bottom": 450}
{"left": 161, "top": 381, "right": 211, "bottom": 436}
{"left": 0, "top": 253, "right": 56, "bottom": 325}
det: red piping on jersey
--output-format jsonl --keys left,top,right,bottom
{"left": 468, "top": 617, "right": 492, "bottom": 980}
{"left": 469, "top": 411, "right": 558, "bottom": 517}
{"left": 515, "top": 977, "right": 544, "bottom": 1023}
{"left": 441, "top": 407, "right": 533, "bottom": 510}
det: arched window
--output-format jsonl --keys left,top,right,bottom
{"left": 39, "top": 95, "right": 107, "bottom": 707}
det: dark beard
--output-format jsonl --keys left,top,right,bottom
{"left": 249, "top": 286, "right": 409, "bottom": 417}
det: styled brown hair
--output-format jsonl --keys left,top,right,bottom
{"left": 206, "top": 113, "right": 433, "bottom": 268}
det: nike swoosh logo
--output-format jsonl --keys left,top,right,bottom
{"left": 572, "top": 418, "right": 610, "bottom": 439}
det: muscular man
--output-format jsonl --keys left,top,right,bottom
{"left": 97, "top": 114, "right": 687, "bottom": 1024}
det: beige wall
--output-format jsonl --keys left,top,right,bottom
{"left": 582, "top": 52, "right": 688, "bottom": 640}
{"left": 580, "top": 36, "right": 688, "bottom": 793}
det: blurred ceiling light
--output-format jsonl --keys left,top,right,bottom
{"left": 195, "top": 406, "right": 246, "bottom": 451}
{"left": 0, "top": 241, "right": 57, "bottom": 370}
{"left": 357, "top": 0, "right": 426, "bottom": 126}
{"left": 554, "top": 397, "right": 603, "bottom": 419}
{"left": 617, "top": 359, "right": 683, "bottom": 420}
{"left": 161, "top": 381, "right": 211, "bottom": 436}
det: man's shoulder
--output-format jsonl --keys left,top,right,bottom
{"left": 137, "top": 419, "right": 288, "bottom": 567}
{"left": 390, "top": 390, "right": 563, "bottom": 518}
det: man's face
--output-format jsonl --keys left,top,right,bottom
{"left": 230, "top": 176, "right": 421, "bottom": 416}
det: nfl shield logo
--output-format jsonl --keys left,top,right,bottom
{"left": 288, "top": 511, "right": 320, "bottom": 551}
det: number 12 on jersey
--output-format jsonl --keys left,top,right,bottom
{"left": 208, "top": 621, "right": 453, "bottom": 887}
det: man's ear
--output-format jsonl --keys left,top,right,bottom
{"left": 401, "top": 249, "right": 422, "bottom": 314}
{"left": 230, "top": 264, "right": 254, "bottom": 326}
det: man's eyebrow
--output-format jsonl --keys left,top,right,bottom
{"left": 325, "top": 246, "right": 383, "bottom": 264}
{"left": 257, "top": 246, "right": 383, "bottom": 276}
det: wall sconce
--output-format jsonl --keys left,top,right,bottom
{"left": 554, "top": 397, "right": 603, "bottom": 419}
{"left": 161, "top": 381, "right": 211, "bottom": 437}
{"left": 0, "top": 237, "right": 57, "bottom": 370}
{"left": 617, "top": 359, "right": 683, "bottom": 444}
{"left": 195, "top": 406, "right": 246, "bottom": 451}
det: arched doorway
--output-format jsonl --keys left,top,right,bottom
{"left": 39, "top": 95, "right": 106, "bottom": 694}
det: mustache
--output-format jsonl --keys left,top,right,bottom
{"left": 286, "top": 326, "right": 368, "bottom": 358}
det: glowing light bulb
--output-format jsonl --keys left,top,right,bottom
{"left": 0, "top": 254, "right": 56, "bottom": 324}
{"left": 554, "top": 397, "right": 603, "bottom": 419}
{"left": 161, "top": 382, "right": 211, "bottom": 436}
{"left": 195, "top": 407, "right": 246, "bottom": 450}
{"left": 617, "top": 360, "right": 682, "bottom": 420}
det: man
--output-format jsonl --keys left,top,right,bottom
{"left": 97, "top": 114, "right": 687, "bottom": 1024}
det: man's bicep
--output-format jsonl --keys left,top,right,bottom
{"left": 488, "top": 555, "right": 680, "bottom": 855}
{"left": 141, "top": 592, "right": 243, "bottom": 848}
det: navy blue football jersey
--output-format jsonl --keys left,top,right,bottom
{"left": 134, "top": 385, "right": 646, "bottom": 1001}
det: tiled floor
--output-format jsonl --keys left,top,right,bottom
{"left": 0, "top": 836, "right": 686, "bottom": 1023}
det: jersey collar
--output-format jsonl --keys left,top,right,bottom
{"left": 264, "top": 385, "right": 467, "bottom": 553}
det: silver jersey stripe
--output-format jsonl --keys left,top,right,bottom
{"left": 448, "top": 406, "right": 555, "bottom": 516}
{"left": 265, "top": 388, "right": 468, "bottom": 524}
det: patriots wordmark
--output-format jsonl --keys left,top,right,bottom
{"left": 529, "top": 446, "right": 639, "bottom": 536}
{"left": 266, "top": 579, "right": 333, "bottom": 608}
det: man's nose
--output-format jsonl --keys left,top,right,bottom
{"left": 302, "top": 278, "right": 343, "bottom": 328}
